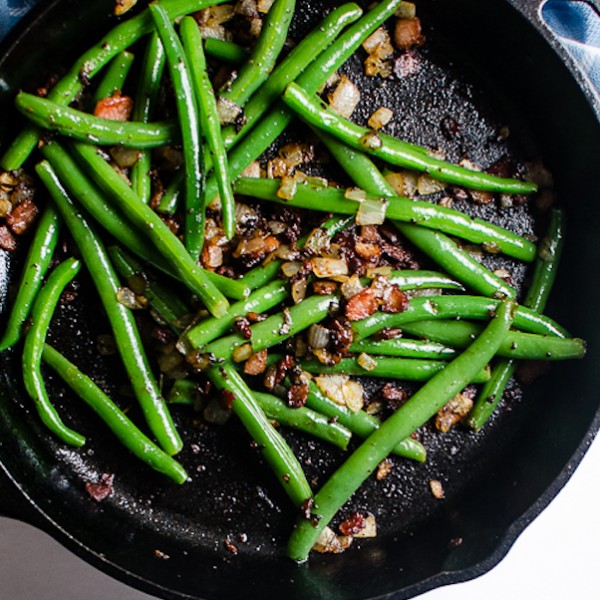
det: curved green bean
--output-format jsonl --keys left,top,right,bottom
{"left": 41, "top": 344, "right": 189, "bottom": 484}
{"left": 151, "top": 4, "right": 204, "bottom": 258}
{"left": 318, "top": 131, "right": 516, "bottom": 299}
{"left": 22, "top": 257, "right": 85, "bottom": 447}
{"left": 287, "top": 299, "right": 516, "bottom": 562}
{"left": 218, "top": 0, "right": 296, "bottom": 108}
{"left": 0, "top": 205, "right": 61, "bottom": 351}
{"left": 283, "top": 83, "right": 538, "bottom": 195}
{"left": 16, "top": 92, "right": 176, "bottom": 148}
{"left": 299, "top": 356, "right": 490, "bottom": 384}
{"left": 181, "top": 17, "right": 235, "bottom": 239}
{"left": 93, "top": 50, "right": 135, "bottom": 104}
{"left": 36, "top": 160, "right": 182, "bottom": 455}
{"left": 70, "top": 141, "right": 229, "bottom": 317}
{"left": 1, "top": 0, "right": 229, "bottom": 170}
{"left": 233, "top": 177, "right": 536, "bottom": 262}
{"left": 208, "top": 363, "right": 312, "bottom": 507}
{"left": 131, "top": 34, "right": 166, "bottom": 204}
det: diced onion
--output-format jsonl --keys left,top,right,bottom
{"left": 116, "top": 286, "right": 146, "bottom": 309}
{"left": 307, "top": 324, "right": 330, "bottom": 349}
{"left": 327, "top": 76, "right": 360, "bottom": 118}
{"left": 217, "top": 97, "right": 242, "bottom": 125}
{"left": 311, "top": 257, "right": 348, "bottom": 278}
{"left": 356, "top": 197, "right": 388, "bottom": 226}
{"left": 417, "top": 174, "right": 445, "bottom": 196}
{"left": 368, "top": 107, "right": 394, "bottom": 130}
{"left": 232, "top": 343, "right": 254, "bottom": 363}
{"left": 357, "top": 353, "right": 378, "bottom": 371}
{"left": 353, "top": 514, "right": 377, "bottom": 538}
{"left": 340, "top": 274, "right": 364, "bottom": 299}
{"left": 360, "top": 131, "right": 382, "bottom": 150}
{"left": 277, "top": 176, "right": 297, "bottom": 200}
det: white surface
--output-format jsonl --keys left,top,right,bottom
{"left": 1, "top": 435, "right": 599, "bottom": 600}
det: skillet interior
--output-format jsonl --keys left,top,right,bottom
{"left": 0, "top": 1, "right": 599, "bottom": 598}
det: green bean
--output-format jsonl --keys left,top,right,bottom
{"left": 179, "top": 279, "right": 288, "bottom": 352}
{"left": 218, "top": 0, "right": 296, "bottom": 109}
{"left": 299, "top": 356, "right": 490, "bottom": 384}
{"left": 469, "top": 209, "right": 567, "bottom": 430}
{"left": 398, "top": 319, "right": 585, "bottom": 361}
{"left": 302, "top": 380, "right": 426, "bottom": 462}
{"left": 181, "top": 17, "right": 236, "bottom": 239}
{"left": 197, "top": 294, "right": 336, "bottom": 363}
{"left": 203, "top": 0, "right": 404, "bottom": 205}
{"left": 109, "top": 246, "right": 192, "bottom": 331}
{"left": 15, "top": 92, "right": 177, "bottom": 148}
{"left": 233, "top": 177, "right": 536, "bottom": 262}
{"left": 1, "top": 0, "right": 229, "bottom": 170}
{"left": 283, "top": 83, "right": 538, "bottom": 195}
{"left": 131, "top": 34, "right": 166, "bottom": 204}
{"left": 21, "top": 257, "right": 85, "bottom": 447}
{"left": 252, "top": 391, "right": 352, "bottom": 450}
{"left": 204, "top": 38, "right": 249, "bottom": 65}
{"left": 0, "top": 205, "right": 61, "bottom": 351}
{"left": 208, "top": 363, "right": 312, "bottom": 507}
{"left": 221, "top": 3, "right": 363, "bottom": 149}
{"left": 151, "top": 4, "right": 204, "bottom": 258}
{"left": 155, "top": 170, "right": 184, "bottom": 215}
{"left": 70, "top": 141, "right": 229, "bottom": 317}
{"left": 36, "top": 161, "right": 182, "bottom": 455}
{"left": 349, "top": 338, "right": 457, "bottom": 360}
{"left": 318, "top": 132, "right": 516, "bottom": 299}
{"left": 352, "top": 294, "right": 568, "bottom": 340}
{"left": 41, "top": 344, "right": 189, "bottom": 484}
{"left": 287, "top": 299, "right": 516, "bottom": 562}
{"left": 375, "top": 270, "right": 464, "bottom": 291}
{"left": 167, "top": 378, "right": 201, "bottom": 406}
{"left": 93, "top": 50, "right": 135, "bottom": 104}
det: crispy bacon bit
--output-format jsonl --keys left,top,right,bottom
{"left": 381, "top": 285, "right": 409, "bottom": 313}
{"left": 247, "top": 311, "right": 267, "bottom": 323}
{"left": 301, "top": 497, "right": 315, "bottom": 520}
{"left": 313, "top": 280, "right": 338, "bottom": 295}
{"left": 219, "top": 389, "right": 236, "bottom": 410}
{"left": 339, "top": 512, "right": 365, "bottom": 536}
{"left": 233, "top": 317, "right": 253, "bottom": 340}
{"left": 393, "top": 17, "right": 425, "bottom": 50}
{"left": 380, "top": 383, "right": 407, "bottom": 409}
{"left": 374, "top": 327, "right": 403, "bottom": 341}
{"left": 287, "top": 382, "right": 309, "bottom": 408}
{"left": 345, "top": 288, "right": 379, "bottom": 321}
{"left": 436, "top": 392, "right": 473, "bottom": 432}
{"left": 223, "top": 538, "right": 239, "bottom": 555}
{"left": 376, "top": 458, "right": 393, "bottom": 481}
{"left": 94, "top": 92, "right": 133, "bottom": 121}
{"left": 430, "top": 479, "right": 445, "bottom": 500}
{"left": 6, "top": 199, "right": 39, "bottom": 235}
{"left": 330, "top": 318, "right": 353, "bottom": 355}
{"left": 354, "top": 241, "right": 381, "bottom": 261}
{"left": 85, "top": 473, "right": 114, "bottom": 502}
{"left": 470, "top": 190, "right": 494, "bottom": 205}
{"left": 0, "top": 224, "right": 16, "bottom": 251}
{"left": 244, "top": 349, "right": 268, "bottom": 375}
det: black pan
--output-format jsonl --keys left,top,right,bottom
{"left": 1, "top": 1, "right": 599, "bottom": 599}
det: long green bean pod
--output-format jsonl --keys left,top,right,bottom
{"left": 198, "top": 294, "right": 336, "bottom": 363}
{"left": 351, "top": 294, "right": 568, "bottom": 340}
{"left": 15, "top": 92, "right": 177, "bottom": 148}
{"left": 70, "top": 141, "right": 229, "bottom": 317}
{"left": 1, "top": 0, "right": 229, "bottom": 170}
{"left": 302, "top": 380, "right": 426, "bottom": 462}
{"left": 283, "top": 83, "right": 537, "bottom": 195}
{"left": 218, "top": 0, "right": 296, "bottom": 108}
{"left": 253, "top": 391, "right": 352, "bottom": 450}
{"left": 204, "top": 38, "right": 249, "bottom": 64}
{"left": 0, "top": 205, "right": 61, "bottom": 351}
{"left": 151, "top": 4, "right": 205, "bottom": 258}
{"left": 131, "top": 34, "right": 166, "bottom": 204}
{"left": 179, "top": 279, "right": 289, "bottom": 352}
{"left": 36, "top": 160, "right": 182, "bottom": 455}
{"left": 221, "top": 3, "right": 363, "bottom": 149}
{"left": 349, "top": 338, "right": 457, "bottom": 360}
{"left": 300, "top": 356, "right": 490, "bottom": 384}
{"left": 208, "top": 363, "right": 312, "bottom": 507}
{"left": 180, "top": 17, "right": 236, "bottom": 239}
{"left": 398, "top": 319, "right": 585, "bottom": 361}
{"left": 318, "top": 131, "right": 516, "bottom": 299}
{"left": 22, "top": 257, "right": 85, "bottom": 447}
{"left": 233, "top": 177, "right": 536, "bottom": 262}
{"left": 287, "top": 300, "right": 516, "bottom": 562}
{"left": 93, "top": 50, "right": 135, "bottom": 103}
{"left": 469, "top": 209, "right": 567, "bottom": 430}
{"left": 41, "top": 344, "right": 189, "bottom": 484}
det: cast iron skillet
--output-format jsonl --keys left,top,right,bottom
{"left": 0, "top": 1, "right": 599, "bottom": 599}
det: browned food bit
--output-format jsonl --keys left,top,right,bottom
{"left": 85, "top": 473, "right": 114, "bottom": 502}
{"left": 435, "top": 392, "right": 474, "bottom": 432}
{"left": 0, "top": 225, "right": 16, "bottom": 251}
{"left": 93, "top": 92, "right": 133, "bottom": 121}
{"left": 345, "top": 288, "right": 379, "bottom": 321}
{"left": 287, "top": 382, "right": 309, "bottom": 408}
{"left": 376, "top": 458, "right": 393, "bottom": 481}
{"left": 6, "top": 198, "right": 39, "bottom": 235}
{"left": 379, "top": 382, "right": 407, "bottom": 409}
{"left": 393, "top": 17, "right": 425, "bottom": 50}
{"left": 244, "top": 349, "right": 268, "bottom": 375}
{"left": 429, "top": 479, "right": 445, "bottom": 500}
{"left": 338, "top": 511, "right": 365, "bottom": 536}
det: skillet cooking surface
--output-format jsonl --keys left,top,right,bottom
{"left": 1, "top": 1, "right": 599, "bottom": 599}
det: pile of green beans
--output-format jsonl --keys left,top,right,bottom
{"left": 0, "top": 0, "right": 586, "bottom": 566}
